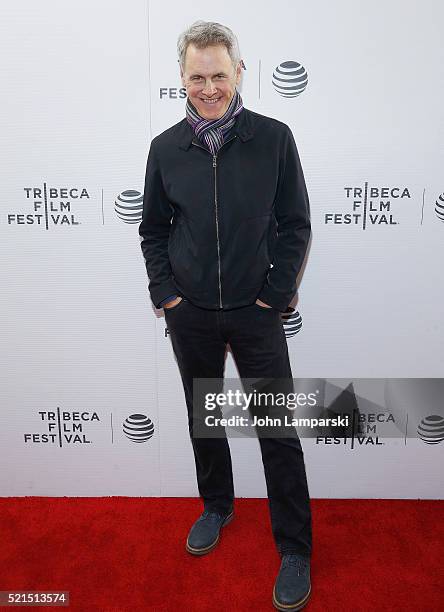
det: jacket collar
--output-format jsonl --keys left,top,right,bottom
{"left": 178, "top": 106, "right": 254, "bottom": 151}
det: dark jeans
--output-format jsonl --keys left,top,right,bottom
{"left": 164, "top": 296, "right": 312, "bottom": 558}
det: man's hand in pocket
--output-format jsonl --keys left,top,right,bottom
{"left": 255, "top": 298, "right": 272, "bottom": 308}
{"left": 164, "top": 296, "right": 183, "bottom": 309}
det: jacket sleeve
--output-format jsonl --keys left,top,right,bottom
{"left": 257, "top": 125, "right": 311, "bottom": 312}
{"left": 138, "top": 140, "right": 178, "bottom": 308}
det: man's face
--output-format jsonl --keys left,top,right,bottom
{"left": 181, "top": 43, "right": 241, "bottom": 120}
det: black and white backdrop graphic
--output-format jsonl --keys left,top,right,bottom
{"left": 0, "top": 0, "right": 442, "bottom": 499}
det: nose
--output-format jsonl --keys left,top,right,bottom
{"left": 201, "top": 79, "right": 217, "bottom": 96}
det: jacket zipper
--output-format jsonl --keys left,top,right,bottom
{"left": 192, "top": 135, "right": 237, "bottom": 308}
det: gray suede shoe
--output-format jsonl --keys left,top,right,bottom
{"left": 273, "top": 554, "right": 311, "bottom": 611}
{"left": 185, "top": 508, "right": 234, "bottom": 555}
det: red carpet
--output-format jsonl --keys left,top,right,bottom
{"left": 1, "top": 498, "right": 442, "bottom": 611}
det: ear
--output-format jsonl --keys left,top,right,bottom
{"left": 235, "top": 62, "right": 242, "bottom": 85}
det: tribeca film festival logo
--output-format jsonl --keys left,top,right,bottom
{"left": 23, "top": 408, "right": 156, "bottom": 446}
{"left": 24, "top": 408, "right": 100, "bottom": 447}
{"left": 314, "top": 384, "right": 400, "bottom": 449}
{"left": 316, "top": 410, "right": 397, "bottom": 447}
{"left": 325, "top": 184, "right": 410, "bottom": 229}
{"left": 7, "top": 185, "right": 88, "bottom": 230}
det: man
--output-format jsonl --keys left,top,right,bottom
{"left": 139, "top": 20, "right": 312, "bottom": 611}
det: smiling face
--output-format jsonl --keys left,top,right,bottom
{"left": 180, "top": 43, "right": 242, "bottom": 120}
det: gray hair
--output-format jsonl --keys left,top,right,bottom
{"left": 177, "top": 20, "right": 241, "bottom": 73}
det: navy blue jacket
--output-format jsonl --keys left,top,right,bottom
{"left": 139, "top": 107, "right": 311, "bottom": 312}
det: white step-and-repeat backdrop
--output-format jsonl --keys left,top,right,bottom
{"left": 1, "top": 0, "right": 443, "bottom": 499}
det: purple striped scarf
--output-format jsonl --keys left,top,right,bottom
{"left": 185, "top": 88, "right": 244, "bottom": 155}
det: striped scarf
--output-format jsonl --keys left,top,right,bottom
{"left": 185, "top": 88, "right": 244, "bottom": 156}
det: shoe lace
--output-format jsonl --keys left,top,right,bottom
{"left": 282, "top": 554, "right": 308, "bottom": 575}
